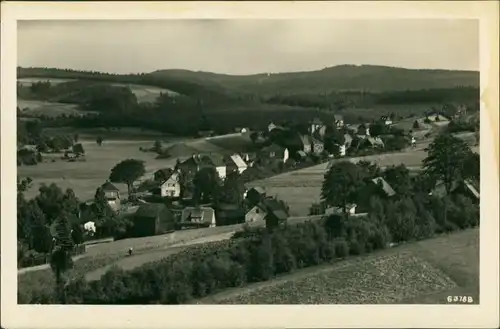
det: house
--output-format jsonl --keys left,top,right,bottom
{"left": 260, "top": 144, "right": 289, "bottom": 163}
{"left": 154, "top": 168, "right": 174, "bottom": 182}
{"left": 381, "top": 116, "right": 393, "bottom": 125}
{"left": 227, "top": 154, "right": 248, "bottom": 174}
{"left": 83, "top": 221, "right": 96, "bottom": 236}
{"left": 337, "top": 144, "right": 347, "bottom": 157}
{"left": 371, "top": 177, "right": 396, "bottom": 197}
{"left": 325, "top": 203, "right": 357, "bottom": 215}
{"left": 180, "top": 206, "right": 216, "bottom": 228}
{"left": 178, "top": 153, "right": 228, "bottom": 180}
{"left": 261, "top": 197, "right": 289, "bottom": 229}
{"left": 310, "top": 118, "right": 324, "bottom": 134}
{"left": 245, "top": 186, "right": 266, "bottom": 205}
{"left": 130, "top": 203, "right": 175, "bottom": 237}
{"left": 155, "top": 170, "right": 181, "bottom": 198}
{"left": 101, "top": 181, "right": 121, "bottom": 212}
{"left": 245, "top": 204, "right": 267, "bottom": 223}
{"left": 334, "top": 114, "right": 344, "bottom": 127}
{"left": 298, "top": 134, "right": 312, "bottom": 153}
{"left": 310, "top": 137, "right": 324, "bottom": 155}
{"left": 242, "top": 152, "right": 257, "bottom": 167}
{"left": 268, "top": 122, "right": 285, "bottom": 132}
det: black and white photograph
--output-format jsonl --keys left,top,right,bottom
{"left": 2, "top": 1, "right": 499, "bottom": 329}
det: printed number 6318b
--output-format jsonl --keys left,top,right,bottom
{"left": 447, "top": 296, "right": 474, "bottom": 303}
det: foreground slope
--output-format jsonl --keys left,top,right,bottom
{"left": 196, "top": 228, "right": 479, "bottom": 304}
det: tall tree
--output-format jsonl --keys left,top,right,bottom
{"left": 423, "top": 133, "right": 473, "bottom": 224}
{"left": 422, "top": 133, "right": 473, "bottom": 195}
{"left": 109, "top": 159, "right": 146, "bottom": 195}
{"left": 383, "top": 164, "right": 412, "bottom": 196}
{"left": 193, "top": 167, "right": 222, "bottom": 204}
{"left": 219, "top": 171, "right": 244, "bottom": 205}
{"left": 321, "top": 161, "right": 363, "bottom": 214}
{"left": 50, "top": 215, "right": 75, "bottom": 303}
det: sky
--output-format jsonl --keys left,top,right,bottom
{"left": 17, "top": 19, "right": 479, "bottom": 75}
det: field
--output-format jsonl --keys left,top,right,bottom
{"left": 246, "top": 145, "right": 479, "bottom": 216}
{"left": 345, "top": 103, "right": 438, "bottom": 122}
{"left": 18, "top": 126, "right": 245, "bottom": 200}
{"left": 18, "top": 139, "right": 180, "bottom": 200}
{"left": 110, "top": 83, "right": 179, "bottom": 103}
{"left": 197, "top": 228, "right": 479, "bottom": 304}
{"left": 17, "top": 100, "right": 93, "bottom": 118}
{"left": 205, "top": 133, "right": 258, "bottom": 153}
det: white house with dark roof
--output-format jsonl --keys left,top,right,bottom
{"left": 100, "top": 181, "right": 121, "bottom": 212}
{"left": 180, "top": 206, "right": 216, "bottom": 228}
{"left": 157, "top": 170, "right": 181, "bottom": 198}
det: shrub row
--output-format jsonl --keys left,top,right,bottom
{"left": 30, "top": 192, "right": 478, "bottom": 305}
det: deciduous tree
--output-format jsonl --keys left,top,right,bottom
{"left": 321, "top": 161, "right": 363, "bottom": 214}
{"left": 109, "top": 159, "right": 146, "bottom": 195}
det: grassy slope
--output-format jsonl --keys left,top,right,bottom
{"left": 196, "top": 228, "right": 479, "bottom": 304}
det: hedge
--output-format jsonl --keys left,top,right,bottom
{"left": 26, "top": 192, "right": 478, "bottom": 304}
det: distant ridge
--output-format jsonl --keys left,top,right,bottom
{"left": 18, "top": 64, "right": 479, "bottom": 95}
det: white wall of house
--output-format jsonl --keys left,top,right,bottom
{"left": 245, "top": 206, "right": 266, "bottom": 223}
{"left": 283, "top": 148, "right": 289, "bottom": 163}
{"left": 215, "top": 166, "right": 227, "bottom": 180}
{"left": 339, "top": 145, "right": 347, "bottom": 156}
{"left": 160, "top": 180, "right": 181, "bottom": 198}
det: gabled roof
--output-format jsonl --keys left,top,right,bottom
{"left": 230, "top": 154, "right": 248, "bottom": 168}
{"left": 155, "top": 168, "right": 173, "bottom": 177}
{"left": 181, "top": 206, "right": 215, "bottom": 225}
{"left": 101, "top": 181, "right": 119, "bottom": 192}
{"left": 261, "top": 197, "right": 289, "bottom": 220}
{"left": 204, "top": 153, "right": 226, "bottom": 167}
{"left": 135, "top": 203, "right": 168, "bottom": 218}
{"left": 372, "top": 177, "right": 396, "bottom": 197}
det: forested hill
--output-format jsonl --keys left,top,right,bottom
{"left": 149, "top": 65, "right": 479, "bottom": 95}
{"left": 18, "top": 65, "right": 479, "bottom": 96}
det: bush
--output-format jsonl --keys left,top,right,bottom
{"left": 334, "top": 239, "right": 349, "bottom": 258}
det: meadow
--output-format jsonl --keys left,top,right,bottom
{"left": 109, "top": 83, "right": 179, "bottom": 103}
{"left": 18, "top": 139, "right": 179, "bottom": 201}
{"left": 197, "top": 228, "right": 479, "bottom": 304}
{"left": 17, "top": 99, "right": 93, "bottom": 118}
{"left": 205, "top": 133, "right": 258, "bottom": 153}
